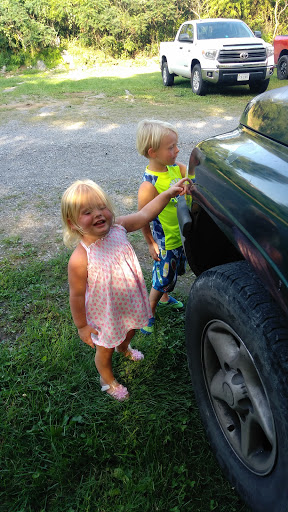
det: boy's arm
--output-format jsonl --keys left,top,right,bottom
{"left": 68, "top": 247, "right": 98, "bottom": 348}
{"left": 177, "top": 161, "right": 187, "bottom": 178}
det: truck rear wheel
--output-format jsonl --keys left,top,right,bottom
{"left": 185, "top": 261, "right": 288, "bottom": 511}
{"left": 277, "top": 55, "right": 288, "bottom": 80}
{"left": 191, "top": 64, "right": 207, "bottom": 95}
{"left": 249, "top": 78, "right": 269, "bottom": 94}
{"left": 161, "top": 61, "right": 174, "bottom": 86}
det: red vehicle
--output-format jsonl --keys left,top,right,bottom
{"left": 274, "top": 35, "right": 288, "bottom": 79}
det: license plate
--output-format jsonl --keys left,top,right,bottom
{"left": 237, "top": 73, "right": 249, "bottom": 81}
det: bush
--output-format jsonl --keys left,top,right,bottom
{"left": 0, "top": 47, "right": 63, "bottom": 71}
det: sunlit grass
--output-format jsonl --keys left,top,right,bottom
{"left": 1, "top": 60, "right": 286, "bottom": 117}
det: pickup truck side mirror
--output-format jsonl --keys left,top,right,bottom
{"left": 178, "top": 33, "right": 193, "bottom": 43}
{"left": 254, "top": 30, "right": 262, "bottom": 38}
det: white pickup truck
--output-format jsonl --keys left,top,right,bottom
{"left": 160, "top": 18, "right": 274, "bottom": 95}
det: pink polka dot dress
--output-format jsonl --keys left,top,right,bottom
{"left": 81, "top": 224, "right": 152, "bottom": 348}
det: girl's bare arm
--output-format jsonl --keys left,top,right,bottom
{"left": 117, "top": 177, "right": 189, "bottom": 233}
{"left": 137, "top": 181, "right": 160, "bottom": 260}
{"left": 68, "top": 246, "right": 98, "bottom": 348}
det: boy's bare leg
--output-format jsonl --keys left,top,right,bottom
{"left": 149, "top": 287, "right": 164, "bottom": 317}
{"left": 159, "top": 292, "right": 169, "bottom": 304}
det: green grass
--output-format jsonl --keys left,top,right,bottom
{"left": 0, "top": 59, "right": 287, "bottom": 118}
{"left": 0, "top": 253, "right": 250, "bottom": 512}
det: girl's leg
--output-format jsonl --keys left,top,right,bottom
{"left": 95, "top": 345, "right": 115, "bottom": 385}
{"left": 116, "top": 330, "right": 144, "bottom": 361}
{"left": 95, "top": 345, "right": 129, "bottom": 401}
{"left": 116, "top": 329, "right": 135, "bottom": 354}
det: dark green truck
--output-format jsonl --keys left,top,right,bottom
{"left": 177, "top": 86, "right": 288, "bottom": 512}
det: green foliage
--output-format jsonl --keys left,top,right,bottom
{"left": 0, "top": 0, "right": 288, "bottom": 63}
{"left": 0, "top": 47, "right": 62, "bottom": 71}
{"left": 36, "top": 47, "right": 63, "bottom": 67}
{"left": 0, "top": 0, "right": 58, "bottom": 53}
{"left": 0, "top": 50, "right": 23, "bottom": 69}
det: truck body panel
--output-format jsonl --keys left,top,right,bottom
{"left": 178, "top": 86, "right": 288, "bottom": 316}
{"left": 274, "top": 35, "right": 288, "bottom": 64}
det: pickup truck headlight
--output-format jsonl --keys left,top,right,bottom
{"left": 202, "top": 49, "right": 217, "bottom": 60}
{"left": 266, "top": 45, "right": 274, "bottom": 58}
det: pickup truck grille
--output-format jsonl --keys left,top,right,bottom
{"left": 218, "top": 45, "right": 266, "bottom": 63}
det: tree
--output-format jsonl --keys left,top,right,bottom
{"left": 273, "top": 0, "right": 288, "bottom": 38}
{"left": 0, "top": 0, "right": 57, "bottom": 52}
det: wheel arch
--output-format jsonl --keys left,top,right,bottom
{"left": 184, "top": 204, "right": 242, "bottom": 276}
{"left": 161, "top": 55, "right": 167, "bottom": 68}
{"left": 191, "top": 58, "right": 201, "bottom": 72}
{"left": 278, "top": 49, "right": 288, "bottom": 61}
{"left": 180, "top": 200, "right": 288, "bottom": 317}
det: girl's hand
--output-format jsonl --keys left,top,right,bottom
{"left": 169, "top": 177, "right": 191, "bottom": 198}
{"left": 78, "top": 325, "right": 98, "bottom": 348}
{"left": 184, "top": 181, "right": 194, "bottom": 196}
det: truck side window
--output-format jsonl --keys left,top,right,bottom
{"left": 186, "top": 24, "right": 194, "bottom": 41}
{"left": 197, "top": 24, "right": 210, "bottom": 40}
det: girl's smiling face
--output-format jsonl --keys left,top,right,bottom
{"left": 77, "top": 203, "right": 113, "bottom": 243}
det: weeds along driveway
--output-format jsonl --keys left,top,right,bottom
{"left": 0, "top": 64, "right": 242, "bottom": 272}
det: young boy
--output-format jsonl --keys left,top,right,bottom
{"left": 137, "top": 119, "right": 196, "bottom": 335}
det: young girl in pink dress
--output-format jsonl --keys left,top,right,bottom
{"left": 61, "top": 178, "right": 188, "bottom": 401}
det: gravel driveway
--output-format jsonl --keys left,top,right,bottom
{"left": 0, "top": 62, "right": 240, "bottom": 290}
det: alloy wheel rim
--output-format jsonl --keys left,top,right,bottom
{"left": 193, "top": 71, "right": 200, "bottom": 91}
{"left": 202, "top": 319, "right": 277, "bottom": 475}
{"left": 281, "top": 61, "right": 287, "bottom": 76}
{"left": 163, "top": 66, "right": 168, "bottom": 82}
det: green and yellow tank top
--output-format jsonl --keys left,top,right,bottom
{"left": 142, "top": 164, "right": 183, "bottom": 250}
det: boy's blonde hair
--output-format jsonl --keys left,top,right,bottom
{"left": 136, "top": 119, "right": 178, "bottom": 158}
{"left": 61, "top": 179, "right": 115, "bottom": 248}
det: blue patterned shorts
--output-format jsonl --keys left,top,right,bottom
{"left": 152, "top": 246, "right": 186, "bottom": 293}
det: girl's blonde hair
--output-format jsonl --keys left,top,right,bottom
{"left": 61, "top": 179, "right": 115, "bottom": 248}
{"left": 136, "top": 119, "right": 178, "bottom": 158}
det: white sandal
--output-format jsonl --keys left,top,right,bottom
{"left": 100, "top": 377, "right": 129, "bottom": 401}
{"left": 115, "top": 344, "right": 144, "bottom": 361}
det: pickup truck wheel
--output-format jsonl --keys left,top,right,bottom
{"left": 185, "top": 261, "right": 288, "bottom": 512}
{"left": 249, "top": 78, "right": 269, "bottom": 94}
{"left": 191, "top": 64, "right": 207, "bottom": 95}
{"left": 277, "top": 55, "right": 288, "bottom": 80}
{"left": 161, "top": 61, "right": 174, "bottom": 86}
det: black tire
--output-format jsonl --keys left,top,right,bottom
{"left": 185, "top": 261, "right": 288, "bottom": 512}
{"left": 249, "top": 78, "right": 270, "bottom": 94}
{"left": 161, "top": 61, "right": 174, "bottom": 86}
{"left": 191, "top": 64, "right": 207, "bottom": 95}
{"left": 277, "top": 55, "right": 288, "bottom": 80}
